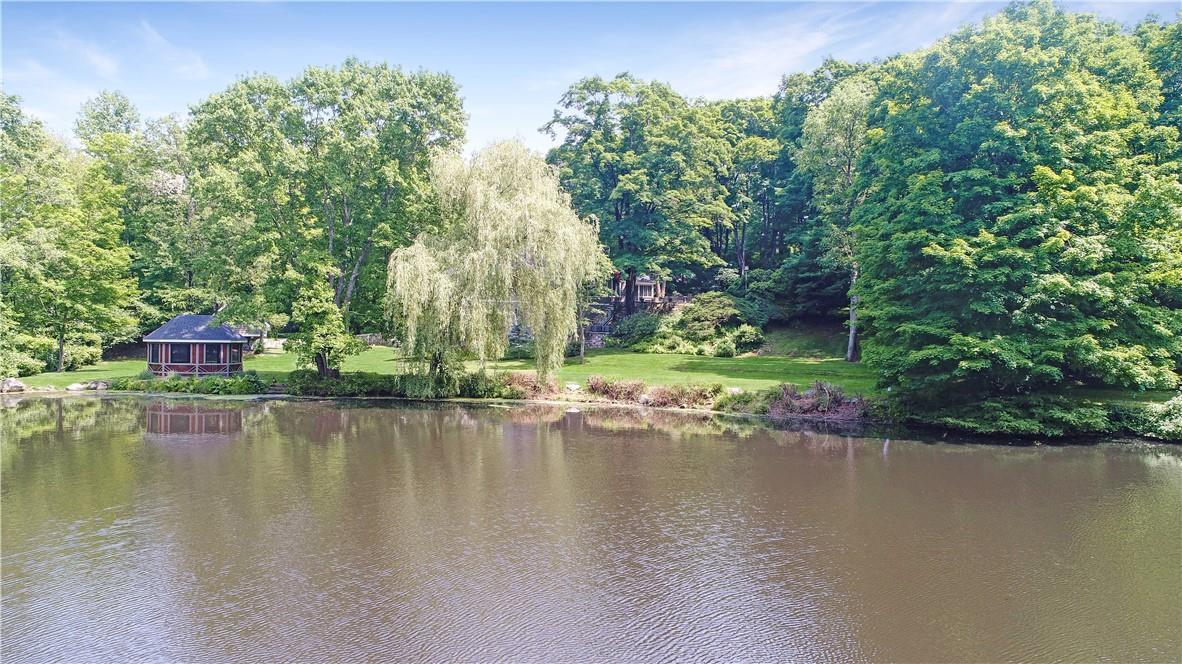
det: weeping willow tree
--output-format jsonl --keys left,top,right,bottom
{"left": 386, "top": 140, "right": 607, "bottom": 382}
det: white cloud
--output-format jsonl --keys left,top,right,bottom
{"left": 137, "top": 20, "right": 210, "bottom": 80}
{"left": 53, "top": 30, "right": 119, "bottom": 79}
{"left": 653, "top": 3, "right": 996, "bottom": 100}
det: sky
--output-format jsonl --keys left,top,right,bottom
{"left": 3, "top": 1, "right": 1176, "bottom": 154}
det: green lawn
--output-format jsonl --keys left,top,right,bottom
{"left": 19, "top": 347, "right": 397, "bottom": 389}
{"left": 490, "top": 349, "right": 879, "bottom": 393}
{"left": 18, "top": 345, "right": 878, "bottom": 394}
{"left": 20, "top": 344, "right": 1170, "bottom": 404}
{"left": 759, "top": 322, "right": 850, "bottom": 358}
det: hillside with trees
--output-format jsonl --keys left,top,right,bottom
{"left": 2, "top": 1, "right": 1179, "bottom": 436}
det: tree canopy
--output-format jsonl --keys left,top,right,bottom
{"left": 853, "top": 0, "right": 1182, "bottom": 434}
{"left": 186, "top": 58, "right": 466, "bottom": 375}
{"left": 2, "top": 3, "right": 1179, "bottom": 436}
{"left": 387, "top": 141, "right": 607, "bottom": 382}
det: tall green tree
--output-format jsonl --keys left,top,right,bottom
{"left": 2, "top": 93, "right": 136, "bottom": 375}
{"left": 387, "top": 141, "right": 607, "bottom": 382}
{"left": 544, "top": 74, "right": 727, "bottom": 313}
{"left": 854, "top": 1, "right": 1182, "bottom": 434}
{"left": 747, "top": 58, "right": 865, "bottom": 321}
{"left": 795, "top": 76, "right": 875, "bottom": 361}
{"left": 74, "top": 90, "right": 140, "bottom": 147}
{"left": 187, "top": 59, "right": 466, "bottom": 375}
{"left": 714, "top": 98, "right": 779, "bottom": 285}
{"left": 77, "top": 91, "right": 220, "bottom": 328}
{"left": 1136, "top": 16, "right": 1182, "bottom": 132}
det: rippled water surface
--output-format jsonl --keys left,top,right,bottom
{"left": 2, "top": 396, "right": 1180, "bottom": 662}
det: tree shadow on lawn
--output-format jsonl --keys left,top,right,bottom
{"left": 669, "top": 356, "right": 876, "bottom": 389}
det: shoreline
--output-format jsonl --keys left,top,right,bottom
{"left": 4, "top": 388, "right": 1171, "bottom": 447}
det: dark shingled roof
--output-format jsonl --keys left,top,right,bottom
{"left": 144, "top": 314, "right": 247, "bottom": 342}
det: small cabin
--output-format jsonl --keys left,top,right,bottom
{"left": 143, "top": 314, "right": 248, "bottom": 377}
{"left": 610, "top": 273, "right": 667, "bottom": 302}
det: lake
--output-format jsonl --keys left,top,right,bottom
{"left": 2, "top": 396, "right": 1179, "bottom": 662}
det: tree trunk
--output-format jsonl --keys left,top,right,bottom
{"left": 577, "top": 303, "right": 586, "bottom": 364}
{"left": 846, "top": 269, "right": 860, "bottom": 363}
{"left": 314, "top": 351, "right": 339, "bottom": 379}
{"left": 624, "top": 271, "right": 637, "bottom": 316}
{"left": 737, "top": 221, "right": 748, "bottom": 286}
{"left": 56, "top": 325, "right": 66, "bottom": 372}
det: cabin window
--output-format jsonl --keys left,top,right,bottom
{"left": 148, "top": 344, "right": 159, "bottom": 363}
{"left": 170, "top": 344, "right": 191, "bottom": 363}
{"left": 204, "top": 344, "right": 223, "bottom": 363}
{"left": 229, "top": 344, "right": 242, "bottom": 362}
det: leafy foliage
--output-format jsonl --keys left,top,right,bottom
{"left": 853, "top": 1, "right": 1182, "bottom": 433}
{"left": 187, "top": 59, "right": 466, "bottom": 374}
{"left": 1, "top": 93, "right": 136, "bottom": 375}
{"left": 387, "top": 141, "right": 607, "bottom": 382}
{"left": 109, "top": 371, "right": 269, "bottom": 395}
{"left": 608, "top": 293, "right": 766, "bottom": 356}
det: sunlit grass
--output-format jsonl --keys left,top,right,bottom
{"left": 489, "top": 348, "right": 879, "bottom": 393}
{"left": 18, "top": 341, "right": 1172, "bottom": 405}
{"left": 18, "top": 344, "right": 878, "bottom": 394}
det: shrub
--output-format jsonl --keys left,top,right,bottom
{"left": 458, "top": 372, "right": 509, "bottom": 399}
{"left": 733, "top": 296, "right": 772, "bottom": 328}
{"left": 714, "top": 388, "right": 774, "bottom": 415}
{"left": 609, "top": 312, "right": 663, "bottom": 348}
{"left": 678, "top": 292, "right": 744, "bottom": 341}
{"left": 925, "top": 396, "right": 1110, "bottom": 437}
{"left": 108, "top": 371, "right": 268, "bottom": 395}
{"left": 732, "top": 324, "right": 764, "bottom": 352}
{"left": 0, "top": 342, "right": 46, "bottom": 377}
{"left": 643, "top": 383, "right": 722, "bottom": 408}
{"left": 586, "top": 375, "right": 609, "bottom": 394}
{"left": 1137, "top": 393, "right": 1182, "bottom": 441}
{"left": 585, "top": 375, "right": 647, "bottom": 401}
{"left": 716, "top": 382, "right": 865, "bottom": 421}
{"left": 712, "top": 338, "right": 736, "bottom": 358}
{"left": 501, "top": 372, "right": 555, "bottom": 399}
{"left": 503, "top": 342, "right": 535, "bottom": 360}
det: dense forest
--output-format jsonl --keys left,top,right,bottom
{"left": 2, "top": 1, "right": 1180, "bottom": 434}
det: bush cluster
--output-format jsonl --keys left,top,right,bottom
{"left": 2, "top": 332, "right": 104, "bottom": 376}
{"left": 285, "top": 369, "right": 549, "bottom": 400}
{"left": 586, "top": 375, "right": 646, "bottom": 401}
{"left": 715, "top": 381, "right": 866, "bottom": 421}
{"left": 109, "top": 371, "right": 269, "bottom": 395}
{"left": 607, "top": 292, "right": 766, "bottom": 357}
{"left": 585, "top": 375, "right": 721, "bottom": 409}
{"left": 1107, "top": 394, "right": 1182, "bottom": 441}
{"left": 643, "top": 383, "right": 723, "bottom": 408}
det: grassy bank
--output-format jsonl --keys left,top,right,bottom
{"left": 19, "top": 345, "right": 879, "bottom": 394}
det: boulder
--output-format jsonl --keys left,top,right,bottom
{"left": 65, "top": 383, "right": 86, "bottom": 391}
{"left": 85, "top": 380, "right": 111, "bottom": 390}
{"left": 564, "top": 382, "right": 581, "bottom": 393}
{"left": 0, "top": 377, "right": 26, "bottom": 393}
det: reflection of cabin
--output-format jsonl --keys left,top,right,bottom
{"left": 144, "top": 314, "right": 248, "bottom": 377}
{"left": 610, "top": 273, "right": 667, "bottom": 302}
{"left": 145, "top": 401, "right": 243, "bottom": 436}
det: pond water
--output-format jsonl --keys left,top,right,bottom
{"left": 2, "top": 396, "right": 1179, "bottom": 662}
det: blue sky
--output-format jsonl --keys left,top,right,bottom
{"left": 3, "top": 1, "right": 1175, "bottom": 153}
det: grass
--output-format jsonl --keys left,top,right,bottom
{"left": 18, "top": 346, "right": 397, "bottom": 389}
{"left": 759, "top": 321, "right": 849, "bottom": 358}
{"left": 18, "top": 338, "right": 1170, "bottom": 406}
{"left": 490, "top": 349, "right": 879, "bottom": 393}
{"left": 18, "top": 343, "right": 879, "bottom": 395}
